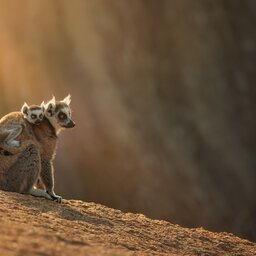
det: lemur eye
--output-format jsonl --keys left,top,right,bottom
{"left": 39, "top": 114, "right": 43, "bottom": 119}
{"left": 31, "top": 114, "right": 37, "bottom": 119}
{"left": 58, "top": 112, "right": 67, "bottom": 120}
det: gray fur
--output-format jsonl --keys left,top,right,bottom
{"left": 0, "top": 144, "right": 40, "bottom": 193}
{"left": 3, "top": 125, "right": 23, "bottom": 147}
{"left": 29, "top": 187, "right": 52, "bottom": 200}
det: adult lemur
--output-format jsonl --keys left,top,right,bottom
{"left": 35, "top": 94, "right": 75, "bottom": 202}
{"left": 0, "top": 95, "right": 75, "bottom": 202}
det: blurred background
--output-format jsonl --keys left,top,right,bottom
{"left": 0, "top": 0, "right": 256, "bottom": 241}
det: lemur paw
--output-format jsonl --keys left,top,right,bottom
{"left": 7, "top": 140, "right": 20, "bottom": 148}
{"left": 46, "top": 191, "right": 62, "bottom": 203}
{"left": 53, "top": 195, "right": 62, "bottom": 203}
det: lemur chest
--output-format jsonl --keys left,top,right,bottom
{"left": 33, "top": 124, "right": 57, "bottom": 158}
{"left": 37, "top": 134, "right": 57, "bottom": 156}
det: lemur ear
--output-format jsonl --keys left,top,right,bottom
{"left": 45, "top": 96, "right": 56, "bottom": 116}
{"left": 62, "top": 94, "right": 71, "bottom": 105}
{"left": 40, "top": 101, "right": 45, "bottom": 112}
{"left": 21, "top": 102, "right": 29, "bottom": 115}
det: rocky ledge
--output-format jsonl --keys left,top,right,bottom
{"left": 0, "top": 191, "right": 255, "bottom": 255}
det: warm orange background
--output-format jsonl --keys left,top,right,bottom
{"left": 0, "top": 1, "right": 256, "bottom": 241}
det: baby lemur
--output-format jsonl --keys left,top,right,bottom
{"left": 0, "top": 95, "right": 75, "bottom": 203}
{"left": 0, "top": 102, "right": 45, "bottom": 149}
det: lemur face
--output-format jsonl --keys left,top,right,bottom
{"left": 45, "top": 95, "right": 75, "bottom": 129}
{"left": 54, "top": 103, "right": 75, "bottom": 128}
{"left": 21, "top": 102, "right": 45, "bottom": 125}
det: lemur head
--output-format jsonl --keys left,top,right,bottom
{"left": 21, "top": 102, "right": 45, "bottom": 125}
{"left": 44, "top": 95, "right": 75, "bottom": 130}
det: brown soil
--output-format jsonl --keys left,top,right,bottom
{"left": 0, "top": 191, "right": 255, "bottom": 256}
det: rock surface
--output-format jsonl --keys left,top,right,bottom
{"left": 0, "top": 191, "right": 255, "bottom": 256}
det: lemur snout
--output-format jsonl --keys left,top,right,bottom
{"left": 66, "top": 120, "right": 75, "bottom": 128}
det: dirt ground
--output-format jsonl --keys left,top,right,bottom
{"left": 0, "top": 191, "right": 255, "bottom": 256}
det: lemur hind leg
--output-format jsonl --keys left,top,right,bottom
{"left": 1, "top": 144, "right": 53, "bottom": 201}
{"left": 29, "top": 187, "right": 52, "bottom": 200}
{"left": 1, "top": 144, "right": 40, "bottom": 193}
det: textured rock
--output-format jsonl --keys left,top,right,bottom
{"left": 0, "top": 191, "right": 255, "bottom": 256}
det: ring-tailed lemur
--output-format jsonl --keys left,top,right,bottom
{"left": 0, "top": 102, "right": 45, "bottom": 149}
{"left": 0, "top": 95, "right": 75, "bottom": 203}
{"left": 33, "top": 95, "right": 75, "bottom": 203}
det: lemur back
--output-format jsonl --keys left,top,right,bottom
{"left": 0, "top": 112, "right": 23, "bottom": 124}
{"left": 0, "top": 112, "right": 34, "bottom": 135}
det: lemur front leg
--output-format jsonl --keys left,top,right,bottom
{"left": 40, "top": 159, "right": 62, "bottom": 203}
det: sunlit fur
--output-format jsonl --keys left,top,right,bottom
{"left": 44, "top": 95, "right": 75, "bottom": 133}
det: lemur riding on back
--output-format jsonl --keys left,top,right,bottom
{"left": 0, "top": 102, "right": 45, "bottom": 149}
{"left": 0, "top": 95, "right": 75, "bottom": 203}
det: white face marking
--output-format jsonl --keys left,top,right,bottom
{"left": 32, "top": 109, "right": 44, "bottom": 116}
{"left": 56, "top": 106, "right": 71, "bottom": 126}
{"left": 25, "top": 108, "right": 44, "bottom": 124}
{"left": 45, "top": 103, "right": 74, "bottom": 133}
{"left": 61, "top": 106, "right": 71, "bottom": 118}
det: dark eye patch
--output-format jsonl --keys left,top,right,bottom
{"left": 31, "top": 114, "right": 37, "bottom": 119}
{"left": 39, "top": 114, "right": 43, "bottom": 119}
{"left": 58, "top": 112, "right": 67, "bottom": 120}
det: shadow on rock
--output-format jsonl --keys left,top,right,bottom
{"left": 14, "top": 195, "right": 114, "bottom": 227}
